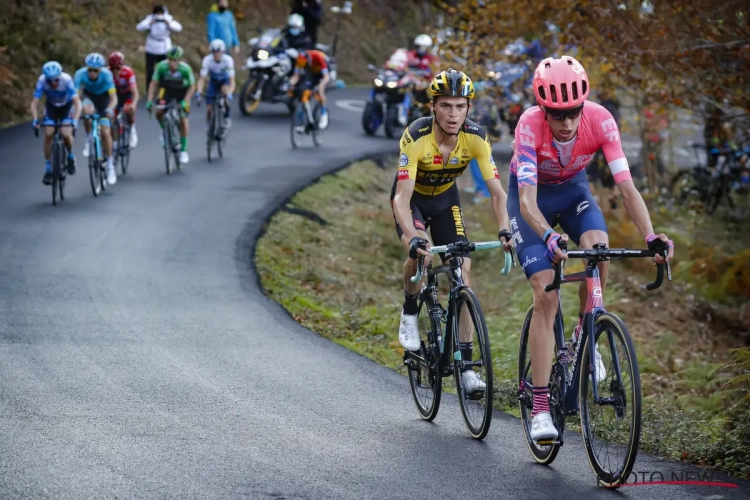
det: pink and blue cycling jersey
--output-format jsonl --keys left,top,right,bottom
{"left": 509, "top": 101, "right": 631, "bottom": 187}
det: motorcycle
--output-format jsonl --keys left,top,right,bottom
{"left": 361, "top": 65, "right": 414, "bottom": 138}
{"left": 239, "top": 28, "right": 294, "bottom": 115}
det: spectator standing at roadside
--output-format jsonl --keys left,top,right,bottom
{"left": 137, "top": 4, "right": 183, "bottom": 92}
{"left": 291, "top": 0, "right": 322, "bottom": 48}
{"left": 207, "top": 0, "right": 240, "bottom": 55}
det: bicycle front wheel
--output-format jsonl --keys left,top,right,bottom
{"left": 163, "top": 121, "right": 172, "bottom": 175}
{"left": 579, "top": 312, "right": 642, "bottom": 489}
{"left": 453, "top": 287, "right": 493, "bottom": 439}
{"left": 407, "top": 294, "right": 442, "bottom": 421}
{"left": 171, "top": 118, "right": 182, "bottom": 171}
{"left": 88, "top": 137, "right": 101, "bottom": 197}
{"left": 51, "top": 143, "right": 60, "bottom": 206}
{"left": 290, "top": 102, "right": 305, "bottom": 149}
{"left": 120, "top": 125, "right": 130, "bottom": 175}
{"left": 207, "top": 108, "right": 215, "bottom": 162}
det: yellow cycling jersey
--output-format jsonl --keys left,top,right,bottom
{"left": 396, "top": 116, "right": 498, "bottom": 196}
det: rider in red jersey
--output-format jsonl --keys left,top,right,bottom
{"left": 108, "top": 51, "right": 139, "bottom": 148}
{"left": 507, "top": 56, "right": 675, "bottom": 442}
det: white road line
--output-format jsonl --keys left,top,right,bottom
{"left": 335, "top": 99, "right": 366, "bottom": 112}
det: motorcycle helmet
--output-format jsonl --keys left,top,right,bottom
{"left": 287, "top": 14, "right": 305, "bottom": 36}
{"left": 414, "top": 34, "right": 432, "bottom": 56}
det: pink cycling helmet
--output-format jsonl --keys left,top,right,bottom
{"left": 533, "top": 55, "right": 590, "bottom": 109}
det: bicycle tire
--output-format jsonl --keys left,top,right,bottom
{"left": 172, "top": 118, "right": 182, "bottom": 171}
{"left": 51, "top": 141, "right": 60, "bottom": 206}
{"left": 120, "top": 125, "right": 130, "bottom": 175}
{"left": 407, "top": 293, "right": 442, "bottom": 421}
{"left": 217, "top": 107, "right": 225, "bottom": 159}
{"left": 579, "top": 312, "right": 642, "bottom": 489}
{"left": 453, "top": 287, "right": 493, "bottom": 439}
{"left": 311, "top": 101, "right": 321, "bottom": 148}
{"left": 668, "top": 169, "right": 706, "bottom": 207}
{"left": 517, "top": 305, "right": 564, "bottom": 464}
{"left": 207, "top": 107, "right": 215, "bottom": 162}
{"left": 88, "top": 136, "right": 101, "bottom": 197}
{"left": 163, "top": 119, "right": 172, "bottom": 175}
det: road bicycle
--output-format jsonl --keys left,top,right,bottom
{"left": 404, "top": 240, "right": 514, "bottom": 439}
{"left": 199, "top": 93, "right": 229, "bottom": 162}
{"left": 112, "top": 107, "right": 132, "bottom": 175}
{"left": 517, "top": 239, "right": 671, "bottom": 488}
{"left": 153, "top": 100, "right": 184, "bottom": 175}
{"left": 84, "top": 113, "right": 107, "bottom": 197}
{"left": 290, "top": 83, "right": 324, "bottom": 149}
{"left": 35, "top": 120, "right": 71, "bottom": 206}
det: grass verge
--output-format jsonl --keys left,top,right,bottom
{"left": 255, "top": 158, "right": 750, "bottom": 479}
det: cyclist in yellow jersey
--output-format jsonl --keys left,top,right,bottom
{"left": 391, "top": 69, "right": 513, "bottom": 391}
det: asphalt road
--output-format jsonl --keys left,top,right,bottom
{"left": 1, "top": 89, "right": 747, "bottom": 499}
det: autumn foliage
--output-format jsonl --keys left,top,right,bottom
{"left": 435, "top": 0, "right": 750, "bottom": 111}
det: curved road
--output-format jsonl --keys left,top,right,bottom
{"left": 1, "top": 90, "right": 747, "bottom": 498}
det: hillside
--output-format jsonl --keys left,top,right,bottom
{"left": 0, "top": 0, "right": 432, "bottom": 126}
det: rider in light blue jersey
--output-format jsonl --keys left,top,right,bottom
{"left": 30, "top": 61, "right": 82, "bottom": 185}
{"left": 74, "top": 53, "right": 119, "bottom": 185}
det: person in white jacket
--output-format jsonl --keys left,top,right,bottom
{"left": 137, "top": 4, "right": 183, "bottom": 92}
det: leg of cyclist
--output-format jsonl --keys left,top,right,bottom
{"left": 220, "top": 81, "right": 232, "bottom": 128}
{"left": 316, "top": 71, "right": 330, "bottom": 129}
{"left": 507, "top": 175, "right": 560, "bottom": 441}
{"left": 59, "top": 124, "right": 76, "bottom": 174}
{"left": 42, "top": 124, "right": 55, "bottom": 185}
{"left": 394, "top": 199, "right": 432, "bottom": 352}
{"left": 95, "top": 92, "right": 116, "bottom": 185}
{"left": 558, "top": 171, "right": 609, "bottom": 383}
{"left": 427, "top": 188, "right": 486, "bottom": 392}
{"left": 81, "top": 98, "right": 95, "bottom": 157}
{"left": 205, "top": 78, "right": 216, "bottom": 125}
{"left": 178, "top": 88, "right": 190, "bottom": 164}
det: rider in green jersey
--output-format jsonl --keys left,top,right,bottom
{"left": 146, "top": 46, "right": 196, "bottom": 165}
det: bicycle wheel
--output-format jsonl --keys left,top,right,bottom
{"left": 407, "top": 292, "right": 442, "bottom": 421}
{"left": 88, "top": 137, "right": 102, "bottom": 196}
{"left": 518, "top": 305, "right": 564, "bottom": 464}
{"left": 163, "top": 119, "right": 172, "bottom": 175}
{"left": 453, "top": 287, "right": 493, "bottom": 439}
{"left": 51, "top": 142, "right": 60, "bottom": 206}
{"left": 311, "top": 101, "right": 322, "bottom": 148}
{"left": 216, "top": 105, "right": 225, "bottom": 159}
{"left": 207, "top": 107, "right": 215, "bottom": 162}
{"left": 579, "top": 312, "right": 641, "bottom": 489}
{"left": 290, "top": 102, "right": 305, "bottom": 149}
{"left": 120, "top": 125, "right": 130, "bottom": 175}
{"left": 171, "top": 117, "right": 182, "bottom": 171}
{"left": 58, "top": 142, "right": 66, "bottom": 202}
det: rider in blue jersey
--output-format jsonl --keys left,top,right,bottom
{"left": 74, "top": 53, "right": 118, "bottom": 186}
{"left": 30, "top": 61, "right": 82, "bottom": 185}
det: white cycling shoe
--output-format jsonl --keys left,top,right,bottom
{"left": 398, "top": 312, "right": 420, "bottom": 352}
{"left": 130, "top": 127, "right": 138, "bottom": 148}
{"left": 530, "top": 412, "right": 558, "bottom": 442}
{"left": 105, "top": 163, "right": 117, "bottom": 185}
{"left": 461, "top": 370, "right": 486, "bottom": 393}
{"left": 179, "top": 151, "right": 189, "bottom": 164}
{"left": 82, "top": 141, "right": 90, "bottom": 157}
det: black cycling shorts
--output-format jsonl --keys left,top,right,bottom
{"left": 391, "top": 183, "right": 470, "bottom": 260}
{"left": 82, "top": 90, "right": 111, "bottom": 118}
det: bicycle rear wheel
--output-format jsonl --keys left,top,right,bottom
{"left": 453, "top": 287, "right": 493, "bottom": 440}
{"left": 518, "top": 305, "right": 564, "bottom": 464}
{"left": 407, "top": 293, "right": 442, "bottom": 421}
{"left": 88, "top": 137, "right": 102, "bottom": 196}
{"left": 579, "top": 312, "right": 641, "bottom": 489}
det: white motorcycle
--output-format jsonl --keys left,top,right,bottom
{"left": 239, "top": 28, "right": 295, "bottom": 115}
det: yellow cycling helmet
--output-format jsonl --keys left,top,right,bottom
{"left": 428, "top": 69, "right": 475, "bottom": 100}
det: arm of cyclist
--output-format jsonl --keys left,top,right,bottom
{"left": 598, "top": 113, "right": 675, "bottom": 264}
{"left": 129, "top": 79, "right": 139, "bottom": 109}
{"left": 71, "top": 94, "right": 82, "bottom": 124}
{"left": 225, "top": 57, "right": 236, "bottom": 97}
{"left": 145, "top": 79, "right": 159, "bottom": 111}
{"left": 472, "top": 131, "right": 513, "bottom": 251}
{"left": 393, "top": 129, "right": 430, "bottom": 258}
{"left": 106, "top": 87, "right": 117, "bottom": 117}
{"left": 514, "top": 122, "right": 567, "bottom": 263}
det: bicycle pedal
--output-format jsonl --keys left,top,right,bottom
{"left": 536, "top": 439, "right": 560, "bottom": 446}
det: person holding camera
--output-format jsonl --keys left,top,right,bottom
{"left": 137, "top": 4, "right": 183, "bottom": 92}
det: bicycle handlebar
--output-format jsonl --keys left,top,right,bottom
{"left": 544, "top": 240, "right": 672, "bottom": 292}
{"left": 410, "top": 240, "right": 515, "bottom": 283}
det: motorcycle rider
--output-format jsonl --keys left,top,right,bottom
{"left": 407, "top": 34, "right": 438, "bottom": 75}
{"left": 282, "top": 14, "right": 313, "bottom": 50}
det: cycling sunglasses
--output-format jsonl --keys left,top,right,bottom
{"left": 546, "top": 103, "right": 584, "bottom": 121}
{"left": 87, "top": 67, "right": 101, "bottom": 73}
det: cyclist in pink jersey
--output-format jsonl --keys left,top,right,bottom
{"left": 505, "top": 55, "right": 675, "bottom": 442}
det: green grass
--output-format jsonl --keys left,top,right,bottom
{"left": 255, "top": 158, "right": 750, "bottom": 479}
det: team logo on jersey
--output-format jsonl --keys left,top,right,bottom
{"left": 493, "top": 167, "right": 499, "bottom": 178}
{"left": 399, "top": 153, "right": 408, "bottom": 167}
{"left": 433, "top": 155, "right": 442, "bottom": 165}
{"left": 397, "top": 168, "right": 409, "bottom": 180}
{"left": 450, "top": 157, "right": 458, "bottom": 164}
